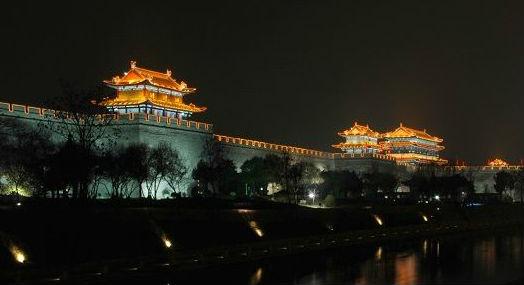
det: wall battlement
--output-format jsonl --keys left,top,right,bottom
{"left": 215, "top": 134, "right": 397, "bottom": 161}
{"left": 332, "top": 152, "right": 396, "bottom": 161}
{"left": 443, "top": 165, "right": 523, "bottom": 172}
{"left": 215, "top": 134, "right": 332, "bottom": 159}
{"left": 0, "top": 102, "right": 213, "bottom": 134}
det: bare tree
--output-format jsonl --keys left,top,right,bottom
{"left": 164, "top": 157, "right": 188, "bottom": 196}
{"left": 42, "top": 83, "right": 120, "bottom": 199}
{"left": 145, "top": 142, "right": 186, "bottom": 199}
{"left": 123, "top": 143, "right": 150, "bottom": 198}
{"left": 0, "top": 117, "right": 54, "bottom": 197}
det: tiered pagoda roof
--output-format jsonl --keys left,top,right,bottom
{"left": 332, "top": 122, "right": 383, "bottom": 151}
{"left": 337, "top": 122, "right": 380, "bottom": 138}
{"left": 487, "top": 158, "right": 509, "bottom": 167}
{"left": 104, "top": 61, "right": 195, "bottom": 93}
{"left": 382, "top": 123, "right": 443, "bottom": 143}
{"left": 101, "top": 61, "right": 206, "bottom": 114}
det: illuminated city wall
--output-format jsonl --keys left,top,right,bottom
{"left": 1, "top": 102, "right": 521, "bottom": 197}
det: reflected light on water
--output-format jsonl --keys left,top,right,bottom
{"left": 395, "top": 253, "right": 418, "bottom": 285}
{"left": 249, "top": 267, "right": 263, "bottom": 285}
{"left": 375, "top": 246, "right": 383, "bottom": 260}
{"left": 474, "top": 238, "right": 496, "bottom": 276}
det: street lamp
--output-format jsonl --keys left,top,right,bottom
{"left": 308, "top": 192, "right": 316, "bottom": 205}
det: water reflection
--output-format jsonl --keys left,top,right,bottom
{"left": 374, "top": 246, "right": 383, "bottom": 261}
{"left": 394, "top": 253, "right": 418, "bottom": 285}
{"left": 249, "top": 267, "right": 263, "bottom": 285}
{"left": 473, "top": 238, "right": 496, "bottom": 277}
{"left": 130, "top": 229, "right": 524, "bottom": 285}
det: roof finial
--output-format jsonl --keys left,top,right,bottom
{"left": 400, "top": 122, "right": 403, "bottom": 127}
{"left": 130, "top": 61, "right": 136, "bottom": 69}
{"left": 166, "top": 69, "right": 172, "bottom": 77}
{"left": 354, "top": 121, "right": 357, "bottom": 126}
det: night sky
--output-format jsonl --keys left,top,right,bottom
{"left": 2, "top": 1, "right": 523, "bottom": 165}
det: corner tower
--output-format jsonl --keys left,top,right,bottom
{"left": 101, "top": 61, "right": 206, "bottom": 119}
{"left": 332, "top": 122, "right": 383, "bottom": 154}
{"left": 381, "top": 123, "right": 447, "bottom": 165}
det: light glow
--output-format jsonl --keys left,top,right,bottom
{"left": 249, "top": 221, "right": 264, "bottom": 237}
{"left": 161, "top": 235, "right": 172, "bottom": 248}
{"left": 373, "top": 215, "right": 384, "bottom": 226}
{"left": 375, "top": 246, "right": 383, "bottom": 260}
{"left": 249, "top": 267, "right": 263, "bottom": 285}
{"left": 11, "top": 246, "right": 26, "bottom": 264}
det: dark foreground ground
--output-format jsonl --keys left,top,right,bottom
{"left": 0, "top": 199, "right": 523, "bottom": 284}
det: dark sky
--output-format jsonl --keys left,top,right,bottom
{"left": 2, "top": 1, "right": 523, "bottom": 165}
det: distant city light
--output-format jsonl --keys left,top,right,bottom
{"left": 434, "top": 195, "right": 440, "bottom": 201}
{"left": 16, "top": 202, "right": 21, "bottom": 207}
{"left": 422, "top": 215, "right": 428, "bottom": 222}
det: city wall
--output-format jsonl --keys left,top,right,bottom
{"left": 1, "top": 102, "right": 520, "bottom": 196}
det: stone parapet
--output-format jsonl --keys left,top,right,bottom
{"left": 0, "top": 102, "right": 213, "bottom": 134}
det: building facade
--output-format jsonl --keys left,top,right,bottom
{"left": 333, "top": 122, "right": 447, "bottom": 166}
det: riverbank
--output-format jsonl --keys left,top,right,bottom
{"left": 1, "top": 202, "right": 523, "bottom": 284}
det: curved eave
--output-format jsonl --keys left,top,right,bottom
{"left": 380, "top": 140, "right": 445, "bottom": 151}
{"left": 332, "top": 142, "right": 381, "bottom": 149}
{"left": 99, "top": 98, "right": 206, "bottom": 113}
{"left": 383, "top": 134, "right": 443, "bottom": 143}
{"left": 103, "top": 80, "right": 196, "bottom": 94}
{"left": 337, "top": 131, "right": 380, "bottom": 138}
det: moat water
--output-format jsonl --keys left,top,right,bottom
{"left": 110, "top": 228, "right": 524, "bottom": 285}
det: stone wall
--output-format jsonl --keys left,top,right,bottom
{"left": 441, "top": 165, "right": 522, "bottom": 194}
{"left": 215, "top": 134, "right": 334, "bottom": 171}
{"left": 3, "top": 102, "right": 519, "bottom": 198}
{"left": 0, "top": 103, "right": 214, "bottom": 198}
